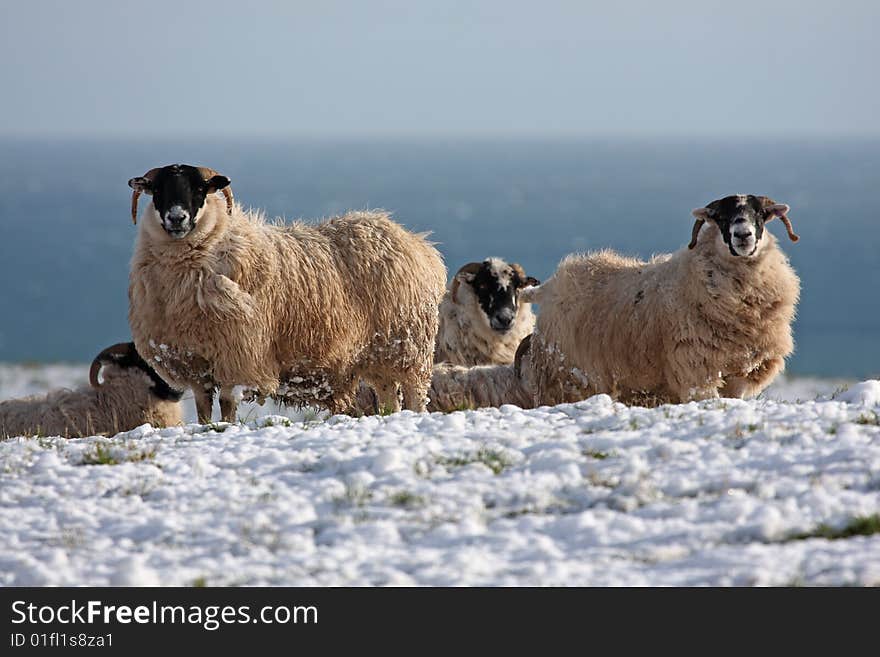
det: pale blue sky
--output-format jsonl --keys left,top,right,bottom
{"left": 1, "top": 0, "right": 877, "bottom": 137}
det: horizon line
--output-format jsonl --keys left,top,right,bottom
{"left": 1, "top": 132, "right": 879, "bottom": 143}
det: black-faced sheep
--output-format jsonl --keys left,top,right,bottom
{"left": 128, "top": 164, "right": 447, "bottom": 422}
{"left": 0, "top": 343, "right": 183, "bottom": 438}
{"left": 523, "top": 194, "right": 801, "bottom": 406}
{"left": 354, "top": 258, "right": 538, "bottom": 414}
{"left": 435, "top": 258, "right": 539, "bottom": 366}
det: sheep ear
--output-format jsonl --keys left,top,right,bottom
{"left": 451, "top": 272, "right": 474, "bottom": 304}
{"left": 757, "top": 197, "right": 799, "bottom": 242}
{"left": 523, "top": 276, "right": 540, "bottom": 288}
{"left": 763, "top": 202, "right": 790, "bottom": 218}
{"left": 206, "top": 175, "right": 230, "bottom": 192}
{"left": 128, "top": 177, "right": 153, "bottom": 194}
{"left": 688, "top": 204, "right": 719, "bottom": 249}
{"left": 688, "top": 207, "right": 713, "bottom": 249}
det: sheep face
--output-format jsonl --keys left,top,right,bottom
{"left": 128, "top": 164, "right": 231, "bottom": 239}
{"left": 455, "top": 258, "right": 539, "bottom": 333}
{"left": 691, "top": 195, "right": 793, "bottom": 257}
{"left": 91, "top": 342, "right": 183, "bottom": 402}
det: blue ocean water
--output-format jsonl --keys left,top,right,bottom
{"left": 0, "top": 138, "right": 877, "bottom": 378}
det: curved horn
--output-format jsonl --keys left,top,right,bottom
{"left": 514, "top": 334, "right": 532, "bottom": 379}
{"left": 450, "top": 261, "right": 484, "bottom": 304}
{"left": 130, "top": 191, "right": 140, "bottom": 225}
{"left": 758, "top": 197, "right": 799, "bottom": 243}
{"left": 688, "top": 206, "right": 716, "bottom": 250}
{"left": 88, "top": 343, "right": 134, "bottom": 388}
{"left": 88, "top": 358, "right": 102, "bottom": 389}
{"left": 197, "top": 166, "right": 234, "bottom": 216}
{"left": 778, "top": 215, "right": 799, "bottom": 242}
{"left": 128, "top": 167, "right": 161, "bottom": 225}
{"left": 687, "top": 219, "right": 705, "bottom": 250}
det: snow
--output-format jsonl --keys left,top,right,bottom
{"left": 1, "top": 365, "right": 879, "bottom": 586}
{"left": 836, "top": 380, "right": 880, "bottom": 406}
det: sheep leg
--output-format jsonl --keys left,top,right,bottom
{"left": 219, "top": 386, "right": 237, "bottom": 423}
{"left": 193, "top": 386, "right": 215, "bottom": 424}
{"left": 373, "top": 382, "right": 401, "bottom": 415}
{"left": 401, "top": 381, "right": 428, "bottom": 413}
{"left": 352, "top": 381, "right": 379, "bottom": 416}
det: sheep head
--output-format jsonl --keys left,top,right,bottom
{"left": 89, "top": 342, "right": 184, "bottom": 401}
{"left": 127, "top": 164, "right": 233, "bottom": 236}
{"left": 89, "top": 342, "right": 138, "bottom": 388}
{"left": 689, "top": 194, "right": 799, "bottom": 255}
{"left": 451, "top": 258, "right": 540, "bottom": 333}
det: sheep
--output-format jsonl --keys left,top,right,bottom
{"left": 0, "top": 343, "right": 183, "bottom": 439}
{"left": 127, "top": 164, "right": 447, "bottom": 423}
{"left": 426, "top": 335, "right": 535, "bottom": 412}
{"left": 435, "top": 258, "right": 539, "bottom": 366}
{"left": 353, "top": 258, "right": 538, "bottom": 414}
{"left": 522, "top": 194, "right": 801, "bottom": 407}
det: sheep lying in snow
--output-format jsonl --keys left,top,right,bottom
{"left": 522, "top": 194, "right": 801, "bottom": 406}
{"left": 128, "top": 164, "right": 447, "bottom": 422}
{"left": 0, "top": 343, "right": 183, "bottom": 439}
{"left": 435, "top": 259, "right": 539, "bottom": 366}
{"left": 427, "top": 335, "right": 535, "bottom": 412}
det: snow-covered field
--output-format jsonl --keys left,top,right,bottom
{"left": 1, "top": 364, "right": 879, "bottom": 586}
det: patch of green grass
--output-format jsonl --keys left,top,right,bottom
{"left": 788, "top": 514, "right": 880, "bottom": 542}
{"left": 378, "top": 404, "right": 397, "bottom": 417}
{"left": 79, "top": 441, "right": 157, "bottom": 466}
{"left": 730, "top": 423, "right": 760, "bottom": 439}
{"left": 35, "top": 436, "right": 63, "bottom": 450}
{"left": 192, "top": 576, "right": 208, "bottom": 588}
{"left": 854, "top": 411, "right": 879, "bottom": 426}
{"left": 436, "top": 447, "right": 514, "bottom": 475}
{"left": 260, "top": 416, "right": 293, "bottom": 428}
{"left": 333, "top": 484, "right": 373, "bottom": 509}
{"left": 583, "top": 449, "right": 611, "bottom": 460}
{"left": 300, "top": 408, "right": 326, "bottom": 429}
{"left": 827, "top": 424, "right": 838, "bottom": 435}
{"left": 208, "top": 422, "right": 230, "bottom": 433}
{"left": 448, "top": 401, "right": 476, "bottom": 413}
{"left": 389, "top": 491, "right": 425, "bottom": 508}
{"left": 628, "top": 418, "right": 639, "bottom": 430}
{"left": 80, "top": 444, "right": 118, "bottom": 465}
{"left": 830, "top": 384, "right": 850, "bottom": 400}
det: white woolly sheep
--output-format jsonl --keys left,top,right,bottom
{"left": 435, "top": 258, "right": 539, "bottom": 366}
{"left": 0, "top": 342, "right": 183, "bottom": 439}
{"left": 128, "top": 164, "right": 447, "bottom": 422}
{"left": 523, "top": 194, "right": 801, "bottom": 406}
{"left": 427, "top": 335, "right": 535, "bottom": 412}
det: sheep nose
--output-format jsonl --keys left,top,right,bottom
{"left": 491, "top": 313, "right": 514, "bottom": 331}
{"left": 166, "top": 206, "right": 189, "bottom": 221}
{"left": 734, "top": 230, "right": 753, "bottom": 239}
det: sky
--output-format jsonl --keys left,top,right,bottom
{"left": 0, "top": 0, "right": 878, "bottom": 138}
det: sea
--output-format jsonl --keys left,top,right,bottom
{"left": 0, "top": 137, "right": 877, "bottom": 378}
